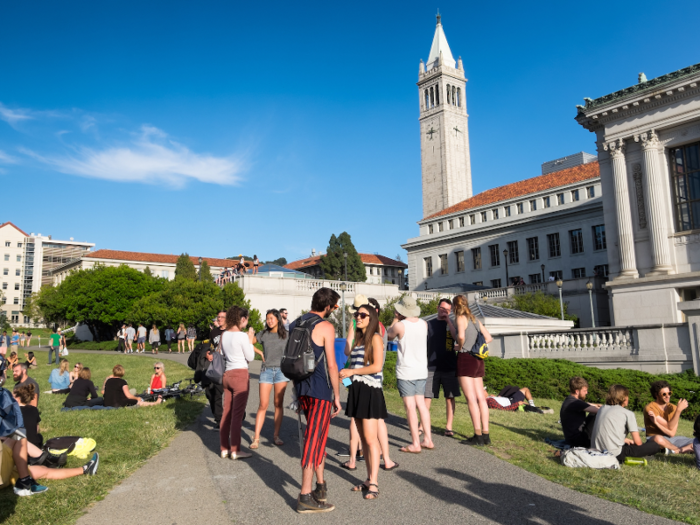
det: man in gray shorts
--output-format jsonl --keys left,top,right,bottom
{"left": 125, "top": 324, "right": 136, "bottom": 353}
{"left": 422, "top": 298, "right": 460, "bottom": 436}
{"left": 136, "top": 323, "right": 147, "bottom": 353}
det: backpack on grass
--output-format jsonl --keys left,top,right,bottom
{"left": 281, "top": 315, "right": 328, "bottom": 385}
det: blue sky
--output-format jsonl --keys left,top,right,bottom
{"left": 2, "top": 0, "right": 700, "bottom": 264}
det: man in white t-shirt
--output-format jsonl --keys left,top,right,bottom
{"left": 125, "top": 324, "right": 136, "bottom": 353}
{"left": 136, "top": 324, "right": 147, "bottom": 353}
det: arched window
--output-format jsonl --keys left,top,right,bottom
{"left": 424, "top": 89, "right": 429, "bottom": 110}
{"left": 430, "top": 87, "right": 434, "bottom": 108}
{"left": 452, "top": 85, "right": 456, "bottom": 105}
{"left": 435, "top": 85, "right": 439, "bottom": 105}
{"left": 457, "top": 87, "right": 461, "bottom": 107}
{"left": 446, "top": 84, "right": 451, "bottom": 104}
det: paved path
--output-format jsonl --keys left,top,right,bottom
{"left": 60, "top": 355, "right": 680, "bottom": 525}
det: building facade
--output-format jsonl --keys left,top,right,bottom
{"left": 576, "top": 62, "right": 700, "bottom": 326}
{"left": 285, "top": 252, "right": 407, "bottom": 287}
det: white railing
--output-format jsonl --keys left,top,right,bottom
{"left": 514, "top": 283, "right": 547, "bottom": 295}
{"left": 528, "top": 329, "right": 634, "bottom": 353}
{"left": 478, "top": 288, "right": 508, "bottom": 299}
{"left": 295, "top": 279, "right": 356, "bottom": 293}
{"left": 328, "top": 281, "right": 355, "bottom": 293}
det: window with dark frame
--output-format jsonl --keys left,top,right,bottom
{"left": 472, "top": 247, "right": 481, "bottom": 270}
{"left": 456, "top": 251, "right": 465, "bottom": 273}
{"left": 491, "top": 279, "right": 502, "bottom": 288}
{"left": 439, "top": 254, "right": 448, "bottom": 275}
{"left": 550, "top": 270, "right": 562, "bottom": 280}
{"left": 424, "top": 257, "right": 433, "bottom": 277}
{"left": 504, "top": 206, "right": 511, "bottom": 217}
{"left": 438, "top": 222, "right": 444, "bottom": 232}
{"left": 448, "top": 219, "right": 454, "bottom": 230}
{"left": 470, "top": 214, "right": 475, "bottom": 225}
{"left": 492, "top": 208, "right": 499, "bottom": 220}
{"left": 517, "top": 203, "right": 524, "bottom": 214}
{"left": 570, "top": 229, "right": 584, "bottom": 254}
{"left": 543, "top": 196, "right": 551, "bottom": 208}
{"left": 428, "top": 224, "right": 434, "bottom": 234}
{"left": 547, "top": 233, "right": 561, "bottom": 258}
{"left": 527, "top": 237, "right": 539, "bottom": 260}
{"left": 593, "top": 224, "right": 606, "bottom": 251}
{"left": 587, "top": 186, "right": 595, "bottom": 198}
{"left": 572, "top": 267, "right": 586, "bottom": 279}
{"left": 593, "top": 264, "right": 609, "bottom": 277}
{"left": 571, "top": 189, "right": 580, "bottom": 201}
{"left": 529, "top": 273, "right": 542, "bottom": 284}
{"left": 557, "top": 193, "right": 565, "bottom": 205}
{"left": 489, "top": 244, "right": 500, "bottom": 267}
{"left": 507, "top": 240, "right": 519, "bottom": 264}
{"left": 459, "top": 216, "right": 465, "bottom": 227}
{"left": 481, "top": 211, "right": 487, "bottom": 222}
{"left": 670, "top": 141, "right": 700, "bottom": 232}
{"left": 530, "top": 199, "right": 537, "bottom": 211}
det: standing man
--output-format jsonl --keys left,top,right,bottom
{"left": 48, "top": 329, "right": 61, "bottom": 365}
{"left": 279, "top": 308, "right": 290, "bottom": 331}
{"left": 644, "top": 380, "right": 694, "bottom": 454}
{"left": 125, "top": 324, "right": 136, "bottom": 353}
{"left": 164, "top": 325, "right": 175, "bottom": 353}
{"left": 422, "top": 298, "right": 460, "bottom": 437}
{"left": 201, "top": 312, "right": 226, "bottom": 429}
{"left": 560, "top": 377, "right": 600, "bottom": 448}
{"left": 292, "top": 288, "right": 341, "bottom": 514}
{"left": 136, "top": 323, "right": 147, "bottom": 353}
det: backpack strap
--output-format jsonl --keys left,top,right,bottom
{"left": 302, "top": 315, "right": 332, "bottom": 390}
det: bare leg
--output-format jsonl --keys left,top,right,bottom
{"left": 446, "top": 397, "right": 456, "bottom": 432}
{"left": 520, "top": 387, "right": 533, "bottom": 402}
{"left": 401, "top": 396, "right": 421, "bottom": 452}
{"left": 652, "top": 434, "right": 680, "bottom": 453}
{"left": 416, "top": 395, "right": 434, "bottom": 448}
{"left": 378, "top": 419, "right": 396, "bottom": 468}
{"left": 345, "top": 418, "right": 361, "bottom": 468}
{"left": 357, "top": 418, "right": 380, "bottom": 496}
{"left": 419, "top": 398, "right": 432, "bottom": 433}
{"left": 252, "top": 383, "right": 272, "bottom": 442}
{"left": 474, "top": 378, "right": 489, "bottom": 433}
{"left": 5, "top": 438, "right": 29, "bottom": 478}
{"left": 273, "top": 382, "right": 287, "bottom": 441}
{"left": 460, "top": 377, "right": 483, "bottom": 434}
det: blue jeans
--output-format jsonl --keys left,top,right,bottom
{"left": 48, "top": 346, "right": 58, "bottom": 364}
{"left": 259, "top": 366, "right": 289, "bottom": 384}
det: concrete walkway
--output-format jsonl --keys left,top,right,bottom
{"left": 61, "top": 355, "right": 680, "bottom": 525}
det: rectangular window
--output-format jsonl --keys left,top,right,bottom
{"left": 594, "top": 264, "right": 609, "bottom": 277}
{"left": 16, "top": 255, "right": 20, "bottom": 262}
{"left": 472, "top": 248, "right": 482, "bottom": 270}
{"left": 517, "top": 203, "right": 524, "bottom": 214}
{"left": 3, "top": 242, "right": 8, "bottom": 247}
{"left": 587, "top": 186, "right": 595, "bottom": 198}
{"left": 492, "top": 208, "right": 499, "bottom": 220}
{"left": 571, "top": 189, "right": 580, "bottom": 201}
{"left": 550, "top": 270, "right": 563, "bottom": 280}
{"left": 459, "top": 216, "right": 465, "bottom": 227}
{"left": 448, "top": 219, "right": 454, "bottom": 230}
{"left": 669, "top": 141, "right": 700, "bottom": 231}
{"left": 530, "top": 199, "right": 537, "bottom": 211}
{"left": 424, "top": 257, "right": 433, "bottom": 277}
{"left": 370, "top": 267, "right": 374, "bottom": 275}
{"left": 593, "top": 225, "right": 606, "bottom": 250}
{"left": 557, "top": 193, "right": 565, "bottom": 205}
{"left": 469, "top": 214, "right": 475, "bottom": 225}
{"left": 507, "top": 240, "right": 519, "bottom": 264}
{"left": 2, "top": 269, "right": 7, "bottom": 276}
{"left": 1, "top": 283, "right": 5, "bottom": 290}
{"left": 12, "top": 297, "right": 18, "bottom": 305}
{"left": 439, "top": 254, "right": 448, "bottom": 275}
{"left": 529, "top": 273, "right": 542, "bottom": 284}
{"left": 489, "top": 244, "right": 500, "bottom": 267}
{"left": 543, "top": 196, "right": 551, "bottom": 208}
{"left": 572, "top": 267, "right": 586, "bottom": 279}
{"left": 527, "top": 237, "right": 539, "bottom": 261}
{"left": 438, "top": 222, "right": 444, "bottom": 232}
{"left": 456, "top": 251, "right": 465, "bottom": 273}
{"left": 17, "top": 243, "right": 22, "bottom": 248}
{"left": 14, "top": 269, "right": 19, "bottom": 276}
{"left": 3, "top": 254, "right": 8, "bottom": 261}
{"left": 504, "top": 206, "right": 511, "bottom": 217}
{"left": 547, "top": 233, "right": 561, "bottom": 258}
{"left": 491, "top": 279, "right": 502, "bottom": 288}
{"left": 481, "top": 211, "right": 487, "bottom": 222}
{"left": 428, "top": 224, "right": 434, "bottom": 234}
{"left": 473, "top": 281, "right": 483, "bottom": 286}
{"left": 14, "top": 283, "right": 19, "bottom": 290}
{"left": 161, "top": 270, "right": 169, "bottom": 278}
{"left": 570, "top": 229, "right": 584, "bottom": 254}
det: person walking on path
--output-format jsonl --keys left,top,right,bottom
{"left": 292, "top": 287, "right": 341, "bottom": 514}
{"left": 220, "top": 306, "right": 255, "bottom": 460}
{"left": 387, "top": 296, "right": 433, "bottom": 453}
{"left": 136, "top": 323, "right": 147, "bottom": 353}
{"left": 164, "top": 326, "right": 175, "bottom": 353}
{"left": 116, "top": 324, "right": 127, "bottom": 353}
{"left": 453, "top": 295, "right": 493, "bottom": 446}
{"left": 149, "top": 325, "right": 161, "bottom": 355}
{"left": 340, "top": 305, "right": 387, "bottom": 500}
{"left": 125, "top": 324, "right": 136, "bottom": 353}
{"left": 177, "top": 323, "right": 186, "bottom": 353}
{"left": 250, "top": 309, "right": 289, "bottom": 449}
{"left": 48, "top": 329, "right": 61, "bottom": 365}
{"left": 186, "top": 324, "right": 196, "bottom": 353}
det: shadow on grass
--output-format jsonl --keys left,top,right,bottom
{"left": 490, "top": 420, "right": 560, "bottom": 443}
{"left": 166, "top": 395, "right": 208, "bottom": 430}
{"left": 0, "top": 490, "right": 18, "bottom": 524}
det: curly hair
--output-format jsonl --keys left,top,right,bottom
{"left": 650, "top": 380, "right": 671, "bottom": 400}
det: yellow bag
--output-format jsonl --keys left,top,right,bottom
{"left": 49, "top": 438, "right": 96, "bottom": 459}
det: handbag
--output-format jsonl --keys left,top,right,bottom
{"left": 469, "top": 324, "right": 489, "bottom": 360}
{"left": 205, "top": 350, "right": 224, "bottom": 384}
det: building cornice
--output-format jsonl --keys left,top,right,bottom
{"left": 417, "top": 65, "right": 465, "bottom": 85}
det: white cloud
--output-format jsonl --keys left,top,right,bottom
{"left": 0, "top": 150, "right": 18, "bottom": 164}
{"left": 25, "top": 125, "right": 246, "bottom": 186}
{"left": 0, "top": 104, "right": 34, "bottom": 128}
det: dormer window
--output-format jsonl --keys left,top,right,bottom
{"left": 517, "top": 203, "right": 524, "bottom": 214}
{"left": 530, "top": 200, "right": 537, "bottom": 211}
{"left": 480, "top": 211, "right": 487, "bottom": 222}
{"left": 543, "top": 196, "right": 551, "bottom": 208}
{"left": 492, "top": 209, "right": 499, "bottom": 220}
{"left": 428, "top": 224, "right": 434, "bottom": 234}
{"left": 557, "top": 193, "right": 565, "bottom": 205}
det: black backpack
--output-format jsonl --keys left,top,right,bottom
{"left": 280, "top": 315, "right": 327, "bottom": 384}
{"left": 188, "top": 342, "right": 208, "bottom": 370}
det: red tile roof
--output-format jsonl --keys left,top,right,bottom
{"left": 84, "top": 249, "right": 246, "bottom": 268}
{"left": 423, "top": 161, "right": 600, "bottom": 220}
{"left": 285, "top": 253, "right": 407, "bottom": 271}
{"left": 0, "top": 222, "right": 29, "bottom": 237}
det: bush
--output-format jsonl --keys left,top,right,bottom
{"left": 502, "top": 291, "right": 577, "bottom": 323}
{"left": 381, "top": 355, "right": 700, "bottom": 421}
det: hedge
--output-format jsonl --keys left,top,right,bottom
{"left": 382, "top": 353, "right": 700, "bottom": 421}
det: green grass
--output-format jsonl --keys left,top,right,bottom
{"left": 0, "top": 350, "right": 206, "bottom": 525}
{"left": 384, "top": 390, "right": 700, "bottom": 524}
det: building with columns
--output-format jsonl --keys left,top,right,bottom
{"left": 576, "top": 63, "right": 700, "bottom": 326}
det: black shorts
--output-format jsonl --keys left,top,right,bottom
{"left": 424, "top": 370, "right": 461, "bottom": 399}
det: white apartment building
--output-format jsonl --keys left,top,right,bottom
{"left": 285, "top": 252, "right": 407, "bottom": 287}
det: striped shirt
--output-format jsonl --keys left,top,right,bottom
{"left": 350, "top": 345, "right": 383, "bottom": 389}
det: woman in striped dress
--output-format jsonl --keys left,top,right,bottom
{"left": 339, "top": 305, "right": 386, "bottom": 500}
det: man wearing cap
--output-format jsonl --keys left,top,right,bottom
{"left": 386, "top": 296, "right": 433, "bottom": 453}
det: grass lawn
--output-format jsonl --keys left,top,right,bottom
{"left": 0, "top": 350, "right": 206, "bottom": 525}
{"left": 384, "top": 390, "right": 700, "bottom": 525}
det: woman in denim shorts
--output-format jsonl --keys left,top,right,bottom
{"left": 250, "top": 309, "right": 289, "bottom": 449}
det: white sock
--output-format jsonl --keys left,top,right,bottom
{"left": 529, "top": 400, "right": 535, "bottom": 407}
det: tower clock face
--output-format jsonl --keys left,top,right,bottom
{"left": 425, "top": 121, "right": 439, "bottom": 141}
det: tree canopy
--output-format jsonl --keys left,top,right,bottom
{"left": 199, "top": 259, "right": 213, "bottom": 282}
{"left": 319, "top": 232, "right": 366, "bottom": 282}
{"left": 221, "top": 282, "right": 263, "bottom": 332}
{"left": 502, "top": 291, "right": 577, "bottom": 323}
{"left": 175, "top": 253, "right": 197, "bottom": 281}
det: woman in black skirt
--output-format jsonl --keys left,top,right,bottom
{"left": 339, "top": 305, "right": 386, "bottom": 500}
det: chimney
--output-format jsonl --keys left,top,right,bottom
{"left": 311, "top": 249, "right": 316, "bottom": 257}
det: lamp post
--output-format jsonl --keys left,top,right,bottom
{"left": 587, "top": 280, "right": 595, "bottom": 328}
{"left": 340, "top": 282, "right": 347, "bottom": 338}
{"left": 503, "top": 249, "right": 509, "bottom": 286}
{"left": 540, "top": 264, "right": 545, "bottom": 283}
{"left": 198, "top": 257, "right": 203, "bottom": 281}
{"left": 556, "top": 278, "right": 564, "bottom": 320}
{"left": 343, "top": 252, "right": 348, "bottom": 282}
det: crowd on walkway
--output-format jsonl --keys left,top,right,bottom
{"left": 115, "top": 323, "right": 197, "bottom": 354}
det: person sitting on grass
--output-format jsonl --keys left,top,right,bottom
{"left": 103, "top": 365, "right": 162, "bottom": 408}
{"left": 590, "top": 384, "right": 661, "bottom": 463}
{"left": 63, "top": 367, "right": 103, "bottom": 408}
{"left": 149, "top": 362, "right": 167, "bottom": 392}
{"left": 13, "top": 384, "right": 43, "bottom": 449}
{"left": 693, "top": 415, "right": 700, "bottom": 470}
{"left": 560, "top": 377, "right": 600, "bottom": 448}
{"left": 6, "top": 352, "right": 18, "bottom": 369}
{"left": 13, "top": 363, "right": 39, "bottom": 407}
{"left": 643, "top": 380, "right": 694, "bottom": 455}
{"left": 49, "top": 359, "right": 71, "bottom": 393}
{"left": 24, "top": 352, "right": 37, "bottom": 369}
{"left": 0, "top": 436, "right": 99, "bottom": 497}
{"left": 70, "top": 362, "right": 82, "bottom": 387}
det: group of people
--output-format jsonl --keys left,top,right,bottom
{"left": 116, "top": 323, "right": 197, "bottom": 354}
{"left": 214, "top": 255, "right": 262, "bottom": 286}
{"left": 0, "top": 329, "right": 33, "bottom": 352}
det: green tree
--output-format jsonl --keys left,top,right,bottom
{"left": 144, "top": 266, "right": 153, "bottom": 278}
{"left": 199, "top": 260, "right": 213, "bottom": 282}
{"left": 22, "top": 292, "right": 43, "bottom": 326}
{"left": 502, "top": 291, "right": 577, "bottom": 323}
{"left": 319, "top": 232, "right": 366, "bottom": 282}
{"left": 175, "top": 253, "right": 197, "bottom": 281}
{"left": 266, "top": 257, "right": 288, "bottom": 266}
{"left": 221, "top": 282, "right": 263, "bottom": 332}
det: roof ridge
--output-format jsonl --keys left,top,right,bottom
{"left": 0, "top": 222, "right": 29, "bottom": 237}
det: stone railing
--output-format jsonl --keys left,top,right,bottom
{"left": 514, "top": 283, "right": 548, "bottom": 295}
{"left": 527, "top": 328, "right": 634, "bottom": 353}
{"left": 478, "top": 288, "right": 509, "bottom": 299}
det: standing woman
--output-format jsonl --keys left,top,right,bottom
{"left": 453, "top": 295, "right": 493, "bottom": 446}
{"left": 220, "top": 306, "right": 255, "bottom": 460}
{"left": 339, "top": 305, "right": 386, "bottom": 500}
{"left": 252, "top": 255, "right": 259, "bottom": 275}
{"left": 149, "top": 324, "right": 161, "bottom": 355}
{"left": 250, "top": 309, "right": 289, "bottom": 449}
{"left": 25, "top": 330, "right": 32, "bottom": 348}
{"left": 186, "top": 324, "right": 197, "bottom": 353}
{"left": 177, "top": 323, "right": 186, "bottom": 353}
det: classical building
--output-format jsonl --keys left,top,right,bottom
{"left": 576, "top": 62, "right": 700, "bottom": 326}
{"left": 0, "top": 222, "right": 94, "bottom": 325}
{"left": 285, "top": 251, "right": 407, "bottom": 287}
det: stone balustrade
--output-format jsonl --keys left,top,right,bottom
{"left": 527, "top": 328, "right": 634, "bottom": 353}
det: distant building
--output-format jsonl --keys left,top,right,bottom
{"left": 285, "top": 251, "right": 408, "bottom": 287}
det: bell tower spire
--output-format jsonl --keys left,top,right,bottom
{"left": 417, "top": 15, "right": 472, "bottom": 218}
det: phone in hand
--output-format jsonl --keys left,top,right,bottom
{"left": 342, "top": 377, "right": 352, "bottom": 388}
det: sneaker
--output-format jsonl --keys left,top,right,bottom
{"left": 313, "top": 481, "right": 328, "bottom": 503}
{"left": 83, "top": 453, "right": 99, "bottom": 476}
{"left": 220, "top": 450, "right": 230, "bottom": 459}
{"left": 481, "top": 434, "right": 492, "bottom": 446}
{"left": 30, "top": 481, "right": 49, "bottom": 494}
{"left": 462, "top": 434, "right": 485, "bottom": 446}
{"left": 13, "top": 478, "right": 32, "bottom": 497}
{"left": 296, "top": 493, "right": 335, "bottom": 513}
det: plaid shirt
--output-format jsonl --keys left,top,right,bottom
{"left": 486, "top": 397, "right": 520, "bottom": 411}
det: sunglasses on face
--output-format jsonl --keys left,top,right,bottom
{"left": 353, "top": 312, "right": 369, "bottom": 320}
{"left": 661, "top": 392, "right": 672, "bottom": 397}
{"left": 154, "top": 367, "right": 161, "bottom": 370}
{"left": 330, "top": 305, "right": 339, "bottom": 311}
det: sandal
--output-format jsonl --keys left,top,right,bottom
{"left": 364, "top": 483, "right": 379, "bottom": 500}
{"left": 273, "top": 436, "right": 284, "bottom": 446}
{"left": 341, "top": 461, "right": 357, "bottom": 471}
{"left": 351, "top": 480, "right": 369, "bottom": 492}
{"left": 444, "top": 430, "right": 455, "bottom": 437}
{"left": 250, "top": 438, "right": 260, "bottom": 450}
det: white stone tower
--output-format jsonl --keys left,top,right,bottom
{"left": 418, "top": 15, "right": 472, "bottom": 218}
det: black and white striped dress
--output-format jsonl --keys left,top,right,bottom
{"left": 345, "top": 345, "right": 388, "bottom": 420}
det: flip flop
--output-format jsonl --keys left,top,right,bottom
{"left": 398, "top": 447, "right": 421, "bottom": 454}
{"left": 444, "top": 430, "right": 455, "bottom": 437}
{"left": 381, "top": 462, "right": 399, "bottom": 471}
{"left": 341, "top": 461, "right": 357, "bottom": 471}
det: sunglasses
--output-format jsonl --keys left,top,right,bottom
{"left": 154, "top": 367, "right": 161, "bottom": 370}
{"left": 661, "top": 392, "right": 672, "bottom": 396}
{"left": 353, "top": 312, "right": 370, "bottom": 320}
{"left": 330, "top": 304, "right": 339, "bottom": 311}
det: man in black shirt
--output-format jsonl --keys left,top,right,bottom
{"left": 560, "top": 376, "right": 600, "bottom": 447}
{"left": 422, "top": 299, "right": 461, "bottom": 437}
{"left": 200, "top": 311, "right": 225, "bottom": 429}
{"left": 13, "top": 363, "right": 39, "bottom": 407}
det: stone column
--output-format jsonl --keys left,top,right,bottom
{"left": 635, "top": 130, "right": 673, "bottom": 275}
{"left": 604, "top": 139, "right": 639, "bottom": 278}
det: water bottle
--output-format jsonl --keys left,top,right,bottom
{"left": 304, "top": 349, "right": 316, "bottom": 374}
{"left": 624, "top": 457, "right": 647, "bottom": 466}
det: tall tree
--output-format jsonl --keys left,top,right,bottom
{"left": 266, "top": 257, "right": 288, "bottom": 266}
{"left": 199, "top": 260, "right": 213, "bottom": 282}
{"left": 221, "top": 282, "right": 263, "bottom": 332}
{"left": 175, "top": 253, "right": 197, "bottom": 281}
{"left": 319, "top": 232, "right": 366, "bottom": 282}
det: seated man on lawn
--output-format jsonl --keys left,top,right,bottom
{"left": 643, "top": 380, "right": 694, "bottom": 455}
{"left": 591, "top": 384, "right": 661, "bottom": 463}
{"left": 13, "top": 363, "right": 39, "bottom": 407}
{"left": 560, "top": 376, "right": 600, "bottom": 448}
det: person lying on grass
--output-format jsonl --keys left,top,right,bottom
{"left": 103, "top": 365, "right": 162, "bottom": 408}
{"left": 0, "top": 436, "right": 98, "bottom": 497}
{"left": 643, "top": 380, "right": 695, "bottom": 455}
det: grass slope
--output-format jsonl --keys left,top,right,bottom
{"left": 0, "top": 351, "right": 205, "bottom": 525}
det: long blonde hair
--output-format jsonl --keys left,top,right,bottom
{"left": 59, "top": 359, "right": 70, "bottom": 376}
{"left": 453, "top": 295, "right": 477, "bottom": 323}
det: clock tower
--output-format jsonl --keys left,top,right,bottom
{"left": 418, "top": 15, "right": 472, "bottom": 218}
